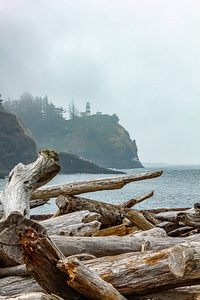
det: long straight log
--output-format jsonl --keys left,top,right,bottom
{"left": 51, "top": 232, "right": 200, "bottom": 258}
{"left": 30, "top": 170, "right": 163, "bottom": 200}
{"left": 57, "top": 256, "right": 127, "bottom": 300}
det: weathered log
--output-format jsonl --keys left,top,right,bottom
{"left": 133, "top": 285, "right": 200, "bottom": 300}
{"left": 167, "top": 226, "right": 194, "bottom": 237}
{"left": 57, "top": 256, "right": 127, "bottom": 300}
{"left": 40, "top": 210, "right": 101, "bottom": 236}
{"left": 0, "top": 264, "right": 27, "bottom": 278}
{"left": 93, "top": 224, "right": 138, "bottom": 237}
{"left": 0, "top": 276, "right": 42, "bottom": 296}
{"left": 119, "top": 190, "right": 154, "bottom": 208}
{"left": 169, "top": 241, "right": 200, "bottom": 278}
{"left": 156, "top": 221, "right": 179, "bottom": 233}
{"left": 177, "top": 203, "right": 200, "bottom": 227}
{"left": 51, "top": 231, "right": 200, "bottom": 257}
{"left": 130, "top": 227, "right": 168, "bottom": 238}
{"left": 19, "top": 227, "right": 87, "bottom": 300}
{"left": 0, "top": 149, "right": 60, "bottom": 220}
{"left": 125, "top": 210, "right": 155, "bottom": 230}
{"left": 0, "top": 212, "right": 47, "bottom": 267}
{"left": 29, "top": 198, "right": 50, "bottom": 209}
{"left": 142, "top": 210, "right": 160, "bottom": 225}
{"left": 30, "top": 170, "right": 163, "bottom": 200}
{"left": 155, "top": 211, "right": 180, "bottom": 223}
{"left": 83, "top": 248, "right": 200, "bottom": 295}
{"left": 0, "top": 292, "right": 63, "bottom": 299}
{"left": 56, "top": 194, "right": 128, "bottom": 226}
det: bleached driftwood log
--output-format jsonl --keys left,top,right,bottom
{"left": 177, "top": 203, "right": 200, "bottom": 227}
{"left": 19, "top": 227, "right": 86, "bottom": 300}
{"left": 0, "top": 276, "right": 42, "bottom": 297}
{"left": 51, "top": 231, "right": 200, "bottom": 258}
{"left": 169, "top": 241, "right": 200, "bottom": 278}
{"left": 57, "top": 257, "right": 127, "bottom": 300}
{"left": 0, "top": 149, "right": 60, "bottom": 220}
{"left": 40, "top": 210, "right": 101, "bottom": 236}
{"left": 119, "top": 190, "right": 154, "bottom": 208}
{"left": 0, "top": 264, "right": 28, "bottom": 278}
{"left": 30, "top": 170, "right": 163, "bottom": 200}
{"left": 125, "top": 210, "right": 155, "bottom": 230}
{"left": 0, "top": 292, "right": 63, "bottom": 300}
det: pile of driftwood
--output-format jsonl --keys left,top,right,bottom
{"left": 0, "top": 149, "right": 200, "bottom": 300}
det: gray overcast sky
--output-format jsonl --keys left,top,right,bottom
{"left": 0, "top": 0, "right": 199, "bottom": 164}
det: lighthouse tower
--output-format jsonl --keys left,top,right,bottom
{"left": 86, "top": 102, "right": 91, "bottom": 116}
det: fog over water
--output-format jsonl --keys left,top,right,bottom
{"left": 0, "top": 0, "right": 199, "bottom": 164}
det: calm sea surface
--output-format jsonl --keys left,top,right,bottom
{"left": 0, "top": 164, "right": 199, "bottom": 215}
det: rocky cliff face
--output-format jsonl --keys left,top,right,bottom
{"left": 0, "top": 110, "right": 37, "bottom": 176}
{"left": 59, "top": 152, "right": 126, "bottom": 174}
{"left": 42, "top": 114, "right": 143, "bottom": 169}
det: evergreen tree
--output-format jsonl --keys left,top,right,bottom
{"left": 0, "top": 94, "right": 3, "bottom": 109}
{"left": 69, "top": 100, "right": 79, "bottom": 119}
{"left": 3, "top": 92, "right": 67, "bottom": 140}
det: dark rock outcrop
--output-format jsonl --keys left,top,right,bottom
{"left": 59, "top": 152, "right": 126, "bottom": 174}
{"left": 0, "top": 110, "right": 37, "bottom": 176}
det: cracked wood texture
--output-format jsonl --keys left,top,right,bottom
{"left": 0, "top": 149, "right": 60, "bottom": 220}
{"left": 83, "top": 248, "right": 200, "bottom": 296}
{"left": 19, "top": 227, "right": 87, "bottom": 300}
{"left": 30, "top": 170, "right": 163, "bottom": 200}
{"left": 169, "top": 241, "right": 200, "bottom": 278}
{"left": 57, "top": 256, "right": 127, "bottom": 300}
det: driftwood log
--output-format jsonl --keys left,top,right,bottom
{"left": 169, "top": 241, "right": 200, "bottom": 278}
{"left": 55, "top": 195, "right": 155, "bottom": 230}
{"left": 57, "top": 256, "right": 127, "bottom": 300}
{"left": 0, "top": 149, "right": 60, "bottom": 220}
{"left": 30, "top": 170, "right": 163, "bottom": 200}
{"left": 0, "top": 212, "right": 47, "bottom": 267}
{"left": 56, "top": 194, "right": 128, "bottom": 226}
{"left": 19, "top": 227, "right": 86, "bottom": 300}
{"left": 177, "top": 203, "right": 200, "bottom": 227}
{"left": 119, "top": 190, "right": 154, "bottom": 208}
{"left": 0, "top": 276, "right": 42, "bottom": 297}
{"left": 93, "top": 224, "right": 138, "bottom": 237}
{"left": 0, "top": 292, "right": 63, "bottom": 300}
{"left": 125, "top": 210, "right": 155, "bottom": 230}
{"left": 18, "top": 225, "right": 200, "bottom": 297}
{"left": 40, "top": 210, "right": 101, "bottom": 236}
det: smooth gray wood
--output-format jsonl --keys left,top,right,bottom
{"left": 31, "top": 170, "right": 163, "bottom": 200}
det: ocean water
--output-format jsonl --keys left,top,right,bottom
{"left": 0, "top": 164, "right": 199, "bottom": 215}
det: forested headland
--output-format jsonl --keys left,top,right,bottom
{"left": 1, "top": 92, "right": 143, "bottom": 172}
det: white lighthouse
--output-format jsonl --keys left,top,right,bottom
{"left": 86, "top": 102, "right": 91, "bottom": 116}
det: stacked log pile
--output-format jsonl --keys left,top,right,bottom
{"left": 0, "top": 149, "right": 200, "bottom": 300}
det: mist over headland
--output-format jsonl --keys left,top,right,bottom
{"left": 0, "top": 0, "right": 199, "bottom": 164}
